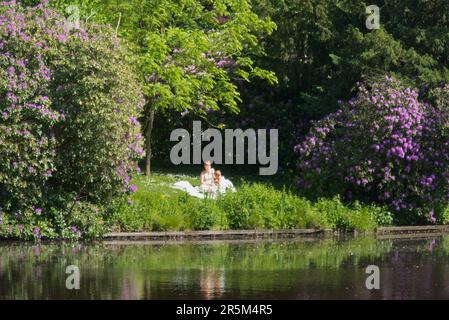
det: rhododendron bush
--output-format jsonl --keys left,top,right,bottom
{"left": 0, "top": 1, "right": 143, "bottom": 239}
{"left": 295, "top": 76, "right": 449, "bottom": 224}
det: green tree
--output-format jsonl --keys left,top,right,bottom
{"left": 50, "top": 0, "right": 276, "bottom": 174}
{"left": 251, "top": 0, "right": 449, "bottom": 118}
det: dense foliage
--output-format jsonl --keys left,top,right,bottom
{"left": 136, "top": 0, "right": 449, "bottom": 178}
{"left": 296, "top": 76, "right": 449, "bottom": 224}
{"left": 0, "top": 1, "right": 143, "bottom": 239}
{"left": 6, "top": 0, "right": 449, "bottom": 234}
{"left": 44, "top": 0, "right": 276, "bottom": 174}
{"left": 221, "top": 0, "right": 449, "bottom": 175}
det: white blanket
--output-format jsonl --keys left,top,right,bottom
{"left": 171, "top": 178, "right": 236, "bottom": 199}
{"left": 172, "top": 181, "right": 205, "bottom": 199}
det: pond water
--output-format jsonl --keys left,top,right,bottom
{"left": 0, "top": 235, "right": 449, "bottom": 300}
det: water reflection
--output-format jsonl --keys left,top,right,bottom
{"left": 0, "top": 236, "right": 449, "bottom": 299}
{"left": 198, "top": 268, "right": 224, "bottom": 300}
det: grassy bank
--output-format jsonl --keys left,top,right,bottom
{"left": 111, "top": 171, "right": 394, "bottom": 233}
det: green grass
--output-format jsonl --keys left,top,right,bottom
{"left": 111, "top": 169, "right": 393, "bottom": 233}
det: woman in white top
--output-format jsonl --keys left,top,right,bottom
{"left": 199, "top": 161, "right": 217, "bottom": 193}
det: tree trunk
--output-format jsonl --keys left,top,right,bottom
{"left": 145, "top": 107, "right": 156, "bottom": 176}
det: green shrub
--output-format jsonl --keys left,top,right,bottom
{"left": 0, "top": 3, "right": 143, "bottom": 239}
{"left": 442, "top": 206, "right": 449, "bottom": 225}
{"left": 185, "top": 199, "right": 221, "bottom": 231}
{"left": 353, "top": 202, "right": 393, "bottom": 227}
{"left": 296, "top": 77, "right": 449, "bottom": 224}
{"left": 218, "top": 182, "right": 327, "bottom": 230}
{"left": 315, "top": 197, "right": 390, "bottom": 232}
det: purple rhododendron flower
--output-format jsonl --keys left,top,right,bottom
{"left": 295, "top": 76, "right": 449, "bottom": 222}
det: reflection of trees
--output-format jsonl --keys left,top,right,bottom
{"left": 0, "top": 237, "right": 396, "bottom": 299}
{"left": 370, "top": 237, "right": 449, "bottom": 300}
{"left": 120, "top": 277, "right": 144, "bottom": 300}
{"left": 111, "top": 237, "right": 393, "bottom": 271}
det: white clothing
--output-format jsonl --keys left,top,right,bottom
{"left": 217, "top": 176, "right": 236, "bottom": 194}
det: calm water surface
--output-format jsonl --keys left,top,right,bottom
{"left": 1, "top": 235, "right": 449, "bottom": 299}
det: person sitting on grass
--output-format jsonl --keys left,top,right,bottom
{"left": 171, "top": 165, "right": 236, "bottom": 199}
{"left": 214, "top": 170, "right": 236, "bottom": 194}
{"left": 199, "top": 161, "right": 217, "bottom": 194}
